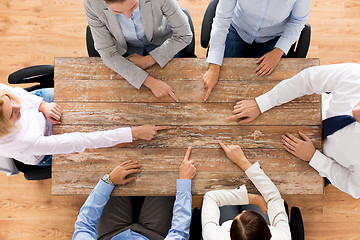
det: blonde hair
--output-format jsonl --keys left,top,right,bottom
{"left": 0, "top": 90, "right": 19, "bottom": 138}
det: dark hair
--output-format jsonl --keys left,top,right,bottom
{"left": 104, "top": 0, "right": 127, "bottom": 3}
{"left": 230, "top": 211, "right": 271, "bottom": 240}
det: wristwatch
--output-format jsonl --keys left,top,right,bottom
{"left": 102, "top": 174, "right": 115, "bottom": 186}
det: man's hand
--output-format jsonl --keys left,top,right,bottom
{"left": 352, "top": 100, "right": 360, "bottom": 123}
{"left": 38, "top": 101, "right": 62, "bottom": 124}
{"left": 248, "top": 193, "right": 268, "bottom": 215}
{"left": 131, "top": 124, "right": 171, "bottom": 141}
{"left": 218, "top": 140, "right": 252, "bottom": 171}
{"left": 109, "top": 160, "right": 142, "bottom": 185}
{"left": 179, "top": 146, "right": 197, "bottom": 179}
{"left": 255, "top": 48, "right": 283, "bottom": 76}
{"left": 143, "top": 76, "right": 178, "bottom": 102}
{"left": 282, "top": 131, "right": 316, "bottom": 162}
{"left": 226, "top": 99, "right": 261, "bottom": 124}
{"left": 126, "top": 53, "right": 156, "bottom": 70}
{"left": 203, "top": 63, "right": 221, "bottom": 102}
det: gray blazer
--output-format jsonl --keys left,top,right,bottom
{"left": 84, "top": 0, "right": 193, "bottom": 89}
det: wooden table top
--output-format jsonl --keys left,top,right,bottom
{"left": 52, "top": 57, "right": 323, "bottom": 196}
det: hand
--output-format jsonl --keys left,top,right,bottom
{"left": 109, "top": 160, "right": 142, "bottom": 185}
{"left": 352, "top": 100, "right": 360, "bottom": 123}
{"left": 179, "top": 146, "right": 197, "bottom": 179}
{"left": 203, "top": 63, "right": 220, "bottom": 102}
{"left": 226, "top": 99, "right": 261, "bottom": 124}
{"left": 143, "top": 76, "right": 178, "bottom": 102}
{"left": 255, "top": 48, "right": 284, "bottom": 76}
{"left": 126, "top": 53, "right": 156, "bottom": 69}
{"left": 218, "top": 140, "right": 252, "bottom": 171}
{"left": 38, "top": 101, "right": 62, "bottom": 124}
{"left": 282, "top": 131, "right": 316, "bottom": 162}
{"left": 131, "top": 124, "right": 171, "bottom": 141}
{"left": 248, "top": 193, "right": 268, "bottom": 215}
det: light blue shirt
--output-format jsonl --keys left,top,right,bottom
{"left": 117, "top": 2, "right": 158, "bottom": 55}
{"left": 72, "top": 179, "right": 192, "bottom": 240}
{"left": 207, "top": 0, "right": 311, "bottom": 66}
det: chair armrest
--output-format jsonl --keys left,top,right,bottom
{"left": 200, "top": 0, "right": 219, "bottom": 49}
{"left": 8, "top": 65, "right": 54, "bottom": 87}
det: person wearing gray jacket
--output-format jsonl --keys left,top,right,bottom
{"left": 84, "top": 0, "right": 193, "bottom": 101}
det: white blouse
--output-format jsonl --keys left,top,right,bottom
{"left": 0, "top": 83, "right": 132, "bottom": 165}
{"left": 202, "top": 162, "right": 291, "bottom": 240}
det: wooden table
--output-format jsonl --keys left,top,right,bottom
{"left": 52, "top": 57, "right": 323, "bottom": 196}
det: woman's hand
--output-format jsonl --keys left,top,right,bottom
{"left": 126, "top": 53, "right": 156, "bottom": 70}
{"left": 143, "top": 76, "right": 178, "bottom": 102}
{"left": 218, "top": 140, "right": 252, "bottom": 171}
{"left": 38, "top": 101, "right": 62, "bottom": 124}
{"left": 255, "top": 48, "right": 283, "bottom": 76}
{"left": 203, "top": 63, "right": 221, "bottom": 102}
{"left": 248, "top": 193, "right": 268, "bottom": 215}
{"left": 131, "top": 124, "right": 171, "bottom": 141}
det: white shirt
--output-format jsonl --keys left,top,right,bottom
{"left": 202, "top": 162, "right": 291, "bottom": 240}
{"left": 255, "top": 63, "right": 360, "bottom": 199}
{"left": 207, "top": 0, "right": 311, "bottom": 66}
{"left": 0, "top": 83, "right": 133, "bottom": 165}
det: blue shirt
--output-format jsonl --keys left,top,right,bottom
{"left": 207, "top": 0, "right": 311, "bottom": 66}
{"left": 117, "top": 2, "right": 158, "bottom": 55}
{"left": 72, "top": 179, "right": 192, "bottom": 240}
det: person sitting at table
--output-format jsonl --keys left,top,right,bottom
{"left": 202, "top": 0, "right": 311, "bottom": 101}
{"left": 72, "top": 146, "right": 196, "bottom": 240}
{"left": 0, "top": 83, "right": 170, "bottom": 166}
{"left": 201, "top": 140, "right": 291, "bottom": 239}
{"left": 84, "top": 0, "right": 193, "bottom": 102}
{"left": 227, "top": 63, "right": 360, "bottom": 199}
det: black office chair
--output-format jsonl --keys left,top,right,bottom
{"left": 6, "top": 65, "right": 54, "bottom": 180}
{"left": 86, "top": 8, "right": 196, "bottom": 58}
{"left": 200, "top": 0, "right": 311, "bottom": 58}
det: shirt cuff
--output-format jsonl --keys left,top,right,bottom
{"left": 255, "top": 93, "right": 274, "bottom": 113}
{"left": 206, "top": 50, "right": 224, "bottom": 67}
{"left": 244, "top": 161, "right": 262, "bottom": 177}
{"left": 96, "top": 179, "right": 115, "bottom": 196}
{"left": 274, "top": 37, "right": 292, "bottom": 55}
{"left": 120, "top": 127, "right": 133, "bottom": 143}
{"left": 176, "top": 179, "right": 191, "bottom": 193}
{"left": 309, "top": 150, "right": 328, "bottom": 174}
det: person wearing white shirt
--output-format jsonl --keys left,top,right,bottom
{"left": 0, "top": 83, "right": 169, "bottom": 166}
{"left": 227, "top": 63, "right": 360, "bottom": 199}
{"left": 201, "top": 140, "right": 291, "bottom": 240}
{"left": 202, "top": 0, "right": 311, "bottom": 102}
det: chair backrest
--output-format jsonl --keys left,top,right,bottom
{"left": 200, "top": 0, "right": 311, "bottom": 58}
{"left": 86, "top": 8, "right": 196, "bottom": 58}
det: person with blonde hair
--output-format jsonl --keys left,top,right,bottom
{"left": 0, "top": 83, "right": 169, "bottom": 166}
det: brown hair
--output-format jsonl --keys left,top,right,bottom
{"left": 230, "top": 211, "right": 271, "bottom": 240}
{"left": 0, "top": 91, "right": 19, "bottom": 138}
{"left": 104, "top": 0, "right": 127, "bottom": 3}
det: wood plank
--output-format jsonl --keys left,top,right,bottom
{"left": 56, "top": 102, "right": 321, "bottom": 126}
{"left": 54, "top": 57, "right": 320, "bottom": 81}
{"left": 52, "top": 171, "right": 323, "bottom": 196}
{"left": 52, "top": 148, "right": 317, "bottom": 173}
{"left": 54, "top": 79, "right": 320, "bottom": 103}
{"left": 52, "top": 125, "right": 322, "bottom": 149}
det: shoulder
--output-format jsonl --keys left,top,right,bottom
{"left": 84, "top": 0, "right": 106, "bottom": 13}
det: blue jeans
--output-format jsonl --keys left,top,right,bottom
{"left": 219, "top": 204, "right": 270, "bottom": 226}
{"left": 30, "top": 88, "right": 54, "bottom": 166}
{"left": 224, "top": 24, "right": 280, "bottom": 58}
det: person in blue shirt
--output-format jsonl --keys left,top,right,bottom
{"left": 202, "top": 0, "right": 311, "bottom": 102}
{"left": 72, "top": 146, "right": 196, "bottom": 240}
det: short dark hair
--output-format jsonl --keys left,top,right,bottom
{"left": 104, "top": 0, "right": 127, "bottom": 3}
{"left": 230, "top": 211, "right": 271, "bottom": 240}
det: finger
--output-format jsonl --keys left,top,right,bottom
{"left": 226, "top": 112, "right": 245, "bottom": 121}
{"left": 282, "top": 134, "right": 296, "bottom": 145}
{"left": 255, "top": 60, "right": 266, "bottom": 72}
{"left": 50, "top": 112, "right": 61, "bottom": 121}
{"left": 260, "top": 67, "right": 272, "bottom": 76}
{"left": 189, "top": 159, "right": 195, "bottom": 165}
{"left": 285, "top": 132, "right": 300, "bottom": 143}
{"left": 284, "top": 145, "right": 297, "bottom": 156}
{"left": 51, "top": 108, "right": 62, "bottom": 117}
{"left": 204, "top": 87, "right": 213, "bottom": 102}
{"left": 282, "top": 139, "right": 296, "bottom": 151}
{"left": 299, "top": 131, "right": 311, "bottom": 141}
{"left": 126, "top": 169, "right": 142, "bottom": 175}
{"left": 256, "top": 55, "right": 265, "bottom": 64}
{"left": 123, "top": 176, "right": 137, "bottom": 184}
{"left": 264, "top": 67, "right": 274, "bottom": 76}
{"left": 155, "top": 126, "right": 172, "bottom": 131}
{"left": 125, "top": 163, "right": 141, "bottom": 170}
{"left": 120, "top": 160, "right": 132, "bottom": 166}
{"left": 169, "top": 91, "right": 179, "bottom": 102}
{"left": 256, "top": 65, "right": 269, "bottom": 76}
{"left": 218, "top": 140, "right": 229, "bottom": 152}
{"left": 54, "top": 104, "right": 62, "bottom": 112}
{"left": 232, "top": 107, "right": 243, "bottom": 114}
{"left": 183, "top": 146, "right": 192, "bottom": 161}
{"left": 235, "top": 100, "right": 243, "bottom": 106}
